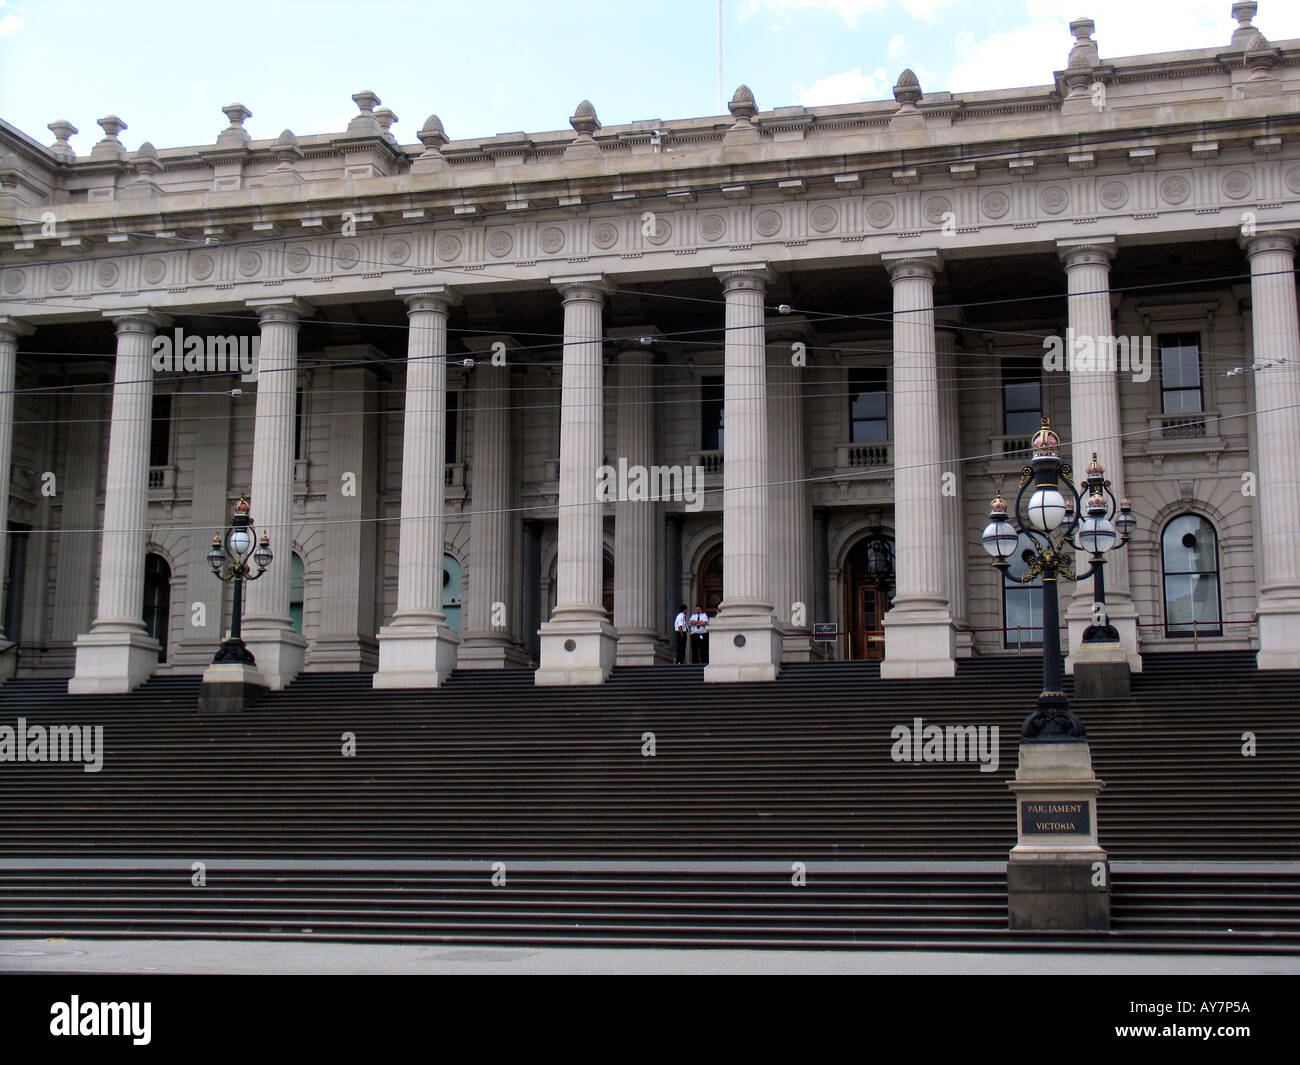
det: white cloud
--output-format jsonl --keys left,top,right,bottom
{"left": 794, "top": 67, "right": 891, "bottom": 106}
{"left": 739, "top": 0, "right": 887, "bottom": 30}
{"left": 0, "top": 13, "right": 22, "bottom": 36}
{"left": 903, "top": 0, "right": 957, "bottom": 22}
{"left": 888, "top": 32, "right": 906, "bottom": 59}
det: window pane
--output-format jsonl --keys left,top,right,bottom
{"left": 1004, "top": 587, "right": 1042, "bottom": 646}
{"left": 1162, "top": 388, "right": 1202, "bottom": 414}
{"left": 1163, "top": 514, "right": 1217, "bottom": 572}
{"left": 150, "top": 395, "right": 171, "bottom": 467}
{"left": 851, "top": 391, "right": 887, "bottom": 420}
{"left": 701, "top": 376, "right": 724, "bottom": 451}
{"left": 1003, "top": 380, "right": 1040, "bottom": 411}
{"left": 1004, "top": 409, "right": 1043, "bottom": 436}
{"left": 851, "top": 418, "right": 889, "bottom": 444}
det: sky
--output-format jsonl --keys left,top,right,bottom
{"left": 3, "top": 0, "right": 1300, "bottom": 152}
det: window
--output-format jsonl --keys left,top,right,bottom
{"left": 1003, "top": 532, "right": 1043, "bottom": 649}
{"left": 143, "top": 553, "right": 171, "bottom": 661}
{"left": 1162, "top": 514, "right": 1222, "bottom": 637}
{"left": 1002, "top": 358, "right": 1042, "bottom": 437}
{"left": 849, "top": 367, "right": 888, "bottom": 444}
{"left": 294, "top": 387, "right": 305, "bottom": 461}
{"left": 1159, "top": 333, "right": 1203, "bottom": 414}
{"left": 446, "top": 390, "right": 460, "bottom": 464}
{"left": 701, "top": 375, "right": 724, "bottom": 451}
{"left": 150, "top": 394, "right": 171, "bottom": 467}
{"left": 289, "top": 553, "right": 305, "bottom": 635}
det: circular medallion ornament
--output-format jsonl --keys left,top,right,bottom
{"left": 754, "top": 210, "right": 783, "bottom": 237}
{"left": 699, "top": 213, "right": 726, "bottom": 242}
{"left": 645, "top": 217, "right": 672, "bottom": 245}
{"left": 2, "top": 270, "right": 25, "bottom": 294}
{"left": 866, "top": 200, "right": 894, "bottom": 228}
{"left": 538, "top": 227, "right": 566, "bottom": 254}
{"left": 385, "top": 239, "right": 411, "bottom": 265}
{"left": 285, "top": 246, "right": 312, "bottom": 273}
{"left": 1099, "top": 181, "right": 1129, "bottom": 210}
{"left": 980, "top": 191, "right": 1010, "bottom": 219}
{"left": 1285, "top": 166, "right": 1300, "bottom": 195}
{"left": 50, "top": 265, "right": 72, "bottom": 291}
{"left": 592, "top": 222, "right": 619, "bottom": 249}
{"left": 923, "top": 195, "right": 952, "bottom": 224}
{"left": 1222, "top": 170, "right": 1253, "bottom": 200}
{"left": 1160, "top": 176, "right": 1191, "bottom": 205}
{"left": 809, "top": 205, "right": 838, "bottom": 233}
{"left": 335, "top": 242, "right": 361, "bottom": 270}
{"left": 190, "top": 253, "right": 214, "bottom": 281}
{"left": 436, "top": 235, "right": 462, "bottom": 261}
{"left": 97, "top": 262, "right": 119, "bottom": 287}
{"left": 1039, "top": 185, "right": 1069, "bottom": 215}
{"left": 238, "top": 251, "right": 262, "bottom": 277}
{"left": 487, "top": 230, "right": 513, "bottom": 257}
{"left": 142, "top": 258, "right": 167, "bottom": 284}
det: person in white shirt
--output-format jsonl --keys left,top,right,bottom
{"left": 688, "top": 604, "right": 710, "bottom": 664}
{"left": 673, "top": 604, "right": 688, "bottom": 664}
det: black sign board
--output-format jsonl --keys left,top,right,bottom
{"left": 1020, "top": 800, "right": 1090, "bottom": 835}
{"left": 812, "top": 623, "right": 838, "bottom": 642}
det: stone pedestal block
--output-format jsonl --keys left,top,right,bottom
{"left": 704, "top": 613, "right": 782, "bottom": 683}
{"left": 880, "top": 610, "right": 957, "bottom": 678}
{"left": 197, "top": 662, "right": 269, "bottom": 714}
{"left": 373, "top": 625, "right": 460, "bottom": 688}
{"left": 68, "top": 631, "right": 161, "bottom": 694}
{"left": 1072, "top": 641, "right": 1131, "bottom": 700}
{"left": 535, "top": 619, "right": 618, "bottom": 685}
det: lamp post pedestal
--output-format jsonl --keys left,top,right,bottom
{"left": 1007, "top": 741, "right": 1110, "bottom": 931}
{"left": 198, "top": 661, "right": 268, "bottom": 714}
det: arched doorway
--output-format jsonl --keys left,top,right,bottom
{"left": 546, "top": 548, "right": 615, "bottom": 619}
{"left": 696, "top": 544, "right": 723, "bottom": 614}
{"left": 843, "top": 532, "right": 894, "bottom": 660}
{"left": 442, "top": 553, "right": 463, "bottom": 634}
{"left": 143, "top": 553, "right": 171, "bottom": 662}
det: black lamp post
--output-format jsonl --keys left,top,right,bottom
{"left": 1066, "top": 453, "right": 1136, "bottom": 643}
{"left": 208, "top": 495, "right": 273, "bottom": 665}
{"left": 982, "top": 417, "right": 1090, "bottom": 743}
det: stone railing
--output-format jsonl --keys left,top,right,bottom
{"left": 687, "top": 449, "right": 724, "bottom": 476}
{"left": 835, "top": 442, "right": 892, "bottom": 470}
{"left": 147, "top": 465, "right": 176, "bottom": 501}
{"left": 1157, "top": 413, "right": 1209, "bottom": 439}
{"left": 444, "top": 462, "right": 465, "bottom": 488}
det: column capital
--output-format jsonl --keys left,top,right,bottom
{"left": 713, "top": 262, "right": 773, "bottom": 293}
{"left": 551, "top": 273, "right": 612, "bottom": 302}
{"left": 0, "top": 314, "right": 34, "bottom": 341}
{"left": 1242, "top": 229, "right": 1299, "bottom": 258}
{"left": 102, "top": 308, "right": 172, "bottom": 334}
{"left": 247, "top": 297, "right": 314, "bottom": 324}
{"left": 1057, "top": 236, "right": 1116, "bottom": 269}
{"left": 396, "top": 284, "right": 461, "bottom": 313}
{"left": 881, "top": 250, "right": 941, "bottom": 282}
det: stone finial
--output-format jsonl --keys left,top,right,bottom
{"left": 374, "top": 108, "right": 399, "bottom": 143}
{"left": 1231, "top": 2, "right": 1259, "bottom": 46}
{"left": 728, "top": 84, "right": 758, "bottom": 121}
{"left": 1244, "top": 27, "right": 1277, "bottom": 75}
{"left": 347, "top": 91, "right": 384, "bottom": 136}
{"left": 412, "top": 114, "right": 449, "bottom": 173}
{"left": 270, "top": 128, "right": 302, "bottom": 163}
{"left": 892, "top": 68, "right": 922, "bottom": 107}
{"left": 569, "top": 99, "right": 601, "bottom": 135}
{"left": 132, "top": 141, "right": 163, "bottom": 174}
{"left": 47, "top": 120, "right": 78, "bottom": 161}
{"left": 1067, "top": 17, "right": 1101, "bottom": 70}
{"left": 219, "top": 103, "right": 252, "bottom": 144}
{"left": 91, "top": 115, "right": 127, "bottom": 158}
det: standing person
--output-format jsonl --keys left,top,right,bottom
{"left": 689, "top": 604, "right": 710, "bottom": 665}
{"left": 673, "top": 603, "right": 688, "bottom": 665}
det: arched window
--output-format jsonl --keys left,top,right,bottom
{"left": 443, "top": 553, "right": 462, "bottom": 634}
{"left": 143, "top": 553, "right": 171, "bottom": 661}
{"left": 289, "top": 553, "right": 305, "bottom": 635}
{"left": 1003, "top": 532, "right": 1043, "bottom": 649}
{"left": 1162, "top": 514, "right": 1222, "bottom": 637}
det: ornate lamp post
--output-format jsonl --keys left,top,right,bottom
{"left": 1068, "top": 453, "right": 1136, "bottom": 645}
{"left": 206, "top": 495, "right": 273, "bottom": 665}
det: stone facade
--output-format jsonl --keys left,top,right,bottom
{"left": 1, "top": 5, "right": 1298, "bottom": 689}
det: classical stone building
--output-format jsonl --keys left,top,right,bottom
{"left": 1, "top": 3, "right": 1298, "bottom": 692}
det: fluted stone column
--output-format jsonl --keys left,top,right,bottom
{"left": 880, "top": 252, "right": 955, "bottom": 678}
{"left": 240, "top": 298, "right": 310, "bottom": 690}
{"left": 537, "top": 275, "right": 617, "bottom": 684}
{"left": 767, "top": 316, "right": 813, "bottom": 662}
{"left": 69, "top": 310, "right": 168, "bottom": 693}
{"left": 374, "top": 288, "right": 461, "bottom": 687}
{"left": 1058, "top": 238, "right": 1140, "bottom": 671}
{"left": 936, "top": 321, "right": 971, "bottom": 656}
{"left": 461, "top": 338, "right": 527, "bottom": 668}
{"left": 0, "top": 316, "right": 31, "bottom": 679}
{"left": 613, "top": 340, "right": 662, "bottom": 665}
{"left": 705, "top": 263, "right": 781, "bottom": 683}
{"left": 1245, "top": 231, "right": 1300, "bottom": 668}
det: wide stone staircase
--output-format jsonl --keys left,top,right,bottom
{"left": 0, "top": 651, "right": 1296, "bottom": 951}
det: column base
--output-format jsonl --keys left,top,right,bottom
{"left": 880, "top": 608, "right": 955, "bottom": 678}
{"left": 459, "top": 632, "right": 533, "bottom": 670}
{"left": 240, "top": 626, "right": 307, "bottom": 691}
{"left": 68, "top": 630, "right": 160, "bottom": 694}
{"left": 616, "top": 629, "right": 671, "bottom": 667}
{"left": 373, "top": 623, "right": 459, "bottom": 688}
{"left": 197, "top": 662, "right": 269, "bottom": 714}
{"left": 704, "top": 611, "right": 781, "bottom": 683}
{"left": 1257, "top": 604, "right": 1300, "bottom": 669}
{"left": 535, "top": 618, "right": 617, "bottom": 685}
